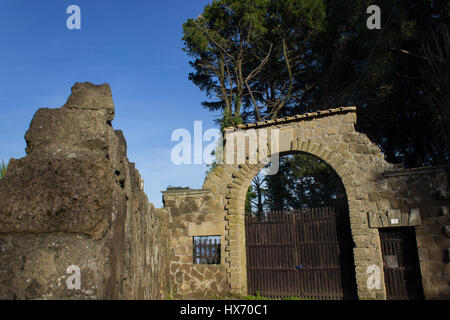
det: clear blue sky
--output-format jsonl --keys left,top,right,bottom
{"left": 0, "top": 0, "right": 219, "bottom": 207}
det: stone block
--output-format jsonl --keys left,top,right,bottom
{"left": 326, "top": 126, "right": 338, "bottom": 135}
{"left": 342, "top": 112, "right": 357, "bottom": 123}
{"left": 316, "top": 117, "right": 330, "bottom": 128}
{"left": 428, "top": 248, "right": 446, "bottom": 262}
{"left": 338, "top": 124, "right": 354, "bottom": 134}
{"left": 180, "top": 255, "right": 192, "bottom": 264}
{"left": 315, "top": 127, "right": 325, "bottom": 137}
{"left": 442, "top": 263, "right": 450, "bottom": 275}
{"left": 353, "top": 248, "right": 371, "bottom": 261}
{"left": 420, "top": 262, "right": 442, "bottom": 276}
{"left": 445, "top": 225, "right": 450, "bottom": 238}
{"left": 278, "top": 129, "right": 293, "bottom": 153}
{"left": 204, "top": 269, "right": 216, "bottom": 281}
{"left": 408, "top": 208, "right": 422, "bottom": 226}
{"left": 434, "top": 236, "right": 450, "bottom": 247}
{"left": 303, "top": 129, "right": 314, "bottom": 139}
{"left": 300, "top": 120, "right": 317, "bottom": 129}
{"left": 416, "top": 235, "right": 437, "bottom": 248}
{"left": 190, "top": 268, "right": 204, "bottom": 281}
{"left": 170, "top": 262, "right": 180, "bottom": 274}
{"left": 417, "top": 248, "right": 429, "bottom": 261}
{"left": 187, "top": 221, "right": 225, "bottom": 237}
{"left": 175, "top": 245, "right": 187, "bottom": 256}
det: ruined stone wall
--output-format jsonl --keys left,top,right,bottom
{"left": 162, "top": 189, "right": 229, "bottom": 299}
{"left": 0, "top": 82, "right": 169, "bottom": 299}
{"left": 377, "top": 166, "right": 450, "bottom": 299}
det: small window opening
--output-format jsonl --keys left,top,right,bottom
{"left": 193, "top": 236, "right": 221, "bottom": 264}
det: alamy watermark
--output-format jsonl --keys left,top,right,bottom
{"left": 66, "top": 265, "right": 81, "bottom": 290}
{"left": 366, "top": 5, "right": 381, "bottom": 30}
{"left": 66, "top": 5, "right": 81, "bottom": 30}
{"left": 64, "top": 5, "right": 380, "bottom": 32}
{"left": 171, "top": 121, "right": 280, "bottom": 175}
{"left": 366, "top": 264, "right": 381, "bottom": 290}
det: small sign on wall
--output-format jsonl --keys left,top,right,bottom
{"left": 367, "top": 208, "right": 422, "bottom": 228}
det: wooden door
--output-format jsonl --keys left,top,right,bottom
{"left": 379, "top": 227, "right": 424, "bottom": 300}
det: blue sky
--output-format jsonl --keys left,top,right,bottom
{"left": 0, "top": 0, "right": 219, "bottom": 207}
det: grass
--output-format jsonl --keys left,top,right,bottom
{"left": 212, "top": 292, "right": 312, "bottom": 300}
{"left": 242, "top": 292, "right": 312, "bottom": 300}
{"left": 0, "top": 159, "right": 8, "bottom": 180}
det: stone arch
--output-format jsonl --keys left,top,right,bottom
{"left": 203, "top": 107, "right": 397, "bottom": 299}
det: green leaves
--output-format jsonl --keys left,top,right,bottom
{"left": 287, "top": 0, "right": 326, "bottom": 32}
{"left": 0, "top": 160, "right": 9, "bottom": 180}
{"left": 184, "top": 0, "right": 449, "bottom": 167}
{"left": 182, "top": 0, "right": 329, "bottom": 125}
{"left": 245, "top": 185, "right": 257, "bottom": 214}
{"left": 264, "top": 154, "right": 345, "bottom": 210}
{"left": 182, "top": 19, "right": 210, "bottom": 55}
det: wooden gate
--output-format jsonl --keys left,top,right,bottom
{"left": 379, "top": 227, "right": 424, "bottom": 300}
{"left": 245, "top": 206, "right": 357, "bottom": 299}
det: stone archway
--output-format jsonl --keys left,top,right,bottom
{"left": 203, "top": 107, "right": 397, "bottom": 299}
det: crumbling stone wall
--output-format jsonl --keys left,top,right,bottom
{"left": 0, "top": 82, "right": 169, "bottom": 299}
{"left": 162, "top": 189, "right": 229, "bottom": 299}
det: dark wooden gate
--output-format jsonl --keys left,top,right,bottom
{"left": 379, "top": 227, "right": 424, "bottom": 300}
{"left": 245, "top": 206, "right": 357, "bottom": 299}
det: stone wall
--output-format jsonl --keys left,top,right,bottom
{"left": 0, "top": 82, "right": 169, "bottom": 299}
{"left": 1, "top": 83, "right": 447, "bottom": 300}
{"left": 377, "top": 166, "right": 450, "bottom": 299}
{"left": 162, "top": 189, "right": 229, "bottom": 299}
{"left": 199, "top": 107, "right": 450, "bottom": 300}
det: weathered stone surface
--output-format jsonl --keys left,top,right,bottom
{"left": 63, "top": 82, "right": 115, "bottom": 118}
{"left": 0, "top": 82, "right": 169, "bottom": 300}
{"left": 163, "top": 189, "right": 229, "bottom": 299}
{"left": 445, "top": 225, "right": 450, "bottom": 238}
{"left": 24, "top": 108, "right": 111, "bottom": 157}
{"left": 0, "top": 154, "right": 113, "bottom": 239}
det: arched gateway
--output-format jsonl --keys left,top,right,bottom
{"left": 202, "top": 106, "right": 394, "bottom": 299}
{"left": 164, "top": 106, "right": 435, "bottom": 300}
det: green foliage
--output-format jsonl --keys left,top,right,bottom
{"left": 0, "top": 160, "right": 8, "bottom": 180}
{"left": 264, "top": 153, "right": 345, "bottom": 211}
{"left": 182, "top": 0, "right": 327, "bottom": 125}
{"left": 186, "top": 0, "right": 450, "bottom": 168}
{"left": 419, "top": 24, "right": 450, "bottom": 161}
{"left": 205, "top": 136, "right": 224, "bottom": 175}
{"left": 263, "top": 158, "right": 292, "bottom": 211}
{"left": 243, "top": 291, "right": 312, "bottom": 300}
{"left": 309, "top": 0, "right": 450, "bottom": 167}
{"left": 245, "top": 185, "right": 257, "bottom": 214}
